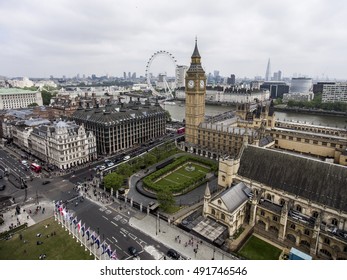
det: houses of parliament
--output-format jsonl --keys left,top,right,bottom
{"left": 183, "top": 40, "right": 347, "bottom": 259}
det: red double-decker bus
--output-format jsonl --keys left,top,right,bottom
{"left": 177, "top": 127, "right": 185, "bottom": 134}
{"left": 30, "top": 163, "right": 42, "bottom": 173}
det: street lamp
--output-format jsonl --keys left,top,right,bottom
{"left": 157, "top": 212, "right": 161, "bottom": 233}
{"left": 155, "top": 215, "right": 158, "bottom": 235}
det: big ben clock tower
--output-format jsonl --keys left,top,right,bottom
{"left": 185, "top": 38, "right": 206, "bottom": 145}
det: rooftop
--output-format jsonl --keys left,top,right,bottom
{"left": 0, "top": 88, "right": 39, "bottom": 94}
{"left": 238, "top": 145, "right": 347, "bottom": 213}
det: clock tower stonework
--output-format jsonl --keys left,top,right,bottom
{"left": 185, "top": 39, "right": 206, "bottom": 145}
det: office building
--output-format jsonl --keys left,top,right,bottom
{"left": 71, "top": 98, "right": 166, "bottom": 155}
{"left": 322, "top": 83, "right": 347, "bottom": 103}
{"left": 0, "top": 88, "right": 43, "bottom": 110}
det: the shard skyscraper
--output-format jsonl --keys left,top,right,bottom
{"left": 265, "top": 58, "right": 271, "bottom": 81}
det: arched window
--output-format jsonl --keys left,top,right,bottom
{"left": 266, "top": 193, "right": 272, "bottom": 201}
{"left": 344, "top": 246, "right": 347, "bottom": 253}
{"left": 312, "top": 211, "right": 319, "bottom": 219}
{"left": 296, "top": 204, "right": 302, "bottom": 213}
{"left": 272, "top": 216, "right": 278, "bottom": 222}
{"left": 279, "top": 199, "right": 285, "bottom": 206}
{"left": 290, "top": 224, "right": 296, "bottom": 230}
{"left": 211, "top": 209, "right": 216, "bottom": 216}
{"left": 324, "top": 237, "right": 330, "bottom": 245}
{"left": 260, "top": 210, "right": 265, "bottom": 216}
{"left": 304, "top": 229, "right": 310, "bottom": 236}
{"left": 300, "top": 240, "right": 310, "bottom": 248}
{"left": 222, "top": 175, "right": 226, "bottom": 182}
{"left": 217, "top": 199, "right": 222, "bottom": 205}
{"left": 320, "top": 248, "right": 332, "bottom": 258}
{"left": 331, "top": 218, "right": 338, "bottom": 226}
{"left": 221, "top": 213, "right": 225, "bottom": 220}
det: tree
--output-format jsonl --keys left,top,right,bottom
{"left": 41, "top": 89, "right": 56, "bottom": 105}
{"left": 103, "top": 172, "right": 125, "bottom": 191}
{"left": 157, "top": 188, "right": 175, "bottom": 212}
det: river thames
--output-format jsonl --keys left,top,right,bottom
{"left": 162, "top": 100, "right": 347, "bottom": 129}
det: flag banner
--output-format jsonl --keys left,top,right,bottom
{"left": 69, "top": 215, "right": 74, "bottom": 225}
{"left": 101, "top": 242, "right": 107, "bottom": 254}
{"left": 72, "top": 217, "right": 78, "bottom": 227}
{"left": 95, "top": 236, "right": 100, "bottom": 248}
{"left": 106, "top": 245, "right": 112, "bottom": 257}
{"left": 77, "top": 220, "right": 82, "bottom": 232}
{"left": 91, "top": 231, "right": 96, "bottom": 242}
{"left": 111, "top": 250, "right": 117, "bottom": 260}
{"left": 85, "top": 227, "right": 90, "bottom": 240}
{"left": 81, "top": 224, "right": 85, "bottom": 236}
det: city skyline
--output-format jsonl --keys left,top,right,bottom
{"left": 1, "top": 0, "right": 347, "bottom": 79}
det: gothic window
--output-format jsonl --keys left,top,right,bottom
{"left": 331, "top": 218, "right": 338, "bottom": 226}
{"left": 221, "top": 213, "right": 225, "bottom": 220}
{"left": 312, "top": 211, "right": 319, "bottom": 219}
{"left": 320, "top": 249, "right": 332, "bottom": 258}
{"left": 296, "top": 204, "right": 302, "bottom": 213}
{"left": 279, "top": 199, "right": 285, "bottom": 206}
{"left": 211, "top": 209, "right": 216, "bottom": 216}
{"left": 266, "top": 193, "right": 272, "bottom": 201}
{"left": 324, "top": 238, "right": 330, "bottom": 245}
{"left": 290, "top": 224, "right": 296, "bottom": 230}
{"left": 217, "top": 199, "right": 222, "bottom": 205}
{"left": 272, "top": 216, "right": 278, "bottom": 222}
{"left": 304, "top": 229, "right": 310, "bottom": 236}
{"left": 300, "top": 240, "right": 310, "bottom": 248}
{"left": 260, "top": 210, "right": 265, "bottom": 216}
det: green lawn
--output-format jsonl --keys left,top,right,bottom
{"left": 155, "top": 163, "right": 209, "bottom": 188}
{"left": 238, "top": 235, "right": 282, "bottom": 260}
{"left": 0, "top": 217, "right": 94, "bottom": 260}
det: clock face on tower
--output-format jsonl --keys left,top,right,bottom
{"left": 199, "top": 80, "right": 205, "bottom": 89}
{"left": 188, "top": 80, "right": 195, "bottom": 89}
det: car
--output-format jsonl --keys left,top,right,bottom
{"left": 128, "top": 246, "right": 138, "bottom": 256}
{"left": 42, "top": 181, "right": 50, "bottom": 185}
{"left": 167, "top": 249, "right": 180, "bottom": 259}
{"left": 0, "top": 185, "right": 6, "bottom": 191}
{"left": 99, "top": 165, "right": 106, "bottom": 170}
{"left": 123, "top": 155, "right": 130, "bottom": 161}
{"left": 107, "top": 162, "right": 114, "bottom": 167}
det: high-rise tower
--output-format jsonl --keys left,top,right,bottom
{"left": 265, "top": 58, "right": 271, "bottom": 81}
{"left": 185, "top": 39, "right": 206, "bottom": 145}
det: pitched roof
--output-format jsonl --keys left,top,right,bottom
{"left": 215, "top": 182, "right": 250, "bottom": 213}
{"left": 238, "top": 145, "right": 347, "bottom": 212}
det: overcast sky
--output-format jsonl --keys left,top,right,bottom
{"left": 1, "top": 0, "right": 347, "bottom": 80}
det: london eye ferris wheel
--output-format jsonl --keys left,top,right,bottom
{"left": 145, "top": 50, "right": 178, "bottom": 98}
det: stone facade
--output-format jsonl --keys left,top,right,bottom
{"left": 206, "top": 145, "right": 347, "bottom": 260}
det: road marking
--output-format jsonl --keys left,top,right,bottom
{"left": 105, "top": 210, "right": 112, "bottom": 215}
{"left": 107, "top": 237, "right": 114, "bottom": 244}
{"left": 112, "top": 236, "right": 118, "bottom": 243}
{"left": 102, "top": 215, "right": 109, "bottom": 221}
{"left": 114, "top": 215, "right": 122, "bottom": 221}
{"left": 111, "top": 221, "right": 118, "bottom": 227}
{"left": 128, "top": 233, "right": 137, "bottom": 240}
{"left": 137, "top": 239, "right": 147, "bottom": 246}
{"left": 121, "top": 218, "right": 127, "bottom": 224}
{"left": 120, "top": 228, "right": 129, "bottom": 234}
{"left": 119, "top": 231, "right": 126, "bottom": 237}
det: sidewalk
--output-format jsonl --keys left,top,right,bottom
{"left": 129, "top": 214, "right": 237, "bottom": 260}
{"left": 0, "top": 200, "right": 54, "bottom": 235}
